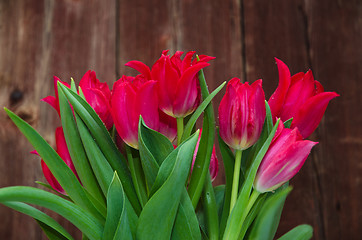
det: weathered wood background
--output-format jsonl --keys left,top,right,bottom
{"left": 0, "top": 0, "right": 361, "bottom": 239}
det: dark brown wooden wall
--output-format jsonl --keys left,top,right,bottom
{"left": 0, "top": 0, "right": 361, "bottom": 239}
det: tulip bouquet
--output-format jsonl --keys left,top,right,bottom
{"left": 0, "top": 51, "right": 338, "bottom": 240}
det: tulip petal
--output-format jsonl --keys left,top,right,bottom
{"left": 279, "top": 70, "right": 315, "bottom": 120}
{"left": 151, "top": 55, "right": 179, "bottom": 116}
{"left": 111, "top": 80, "right": 139, "bottom": 148}
{"left": 173, "top": 62, "right": 209, "bottom": 117}
{"left": 291, "top": 91, "right": 339, "bottom": 138}
{"left": 268, "top": 58, "right": 291, "bottom": 121}
{"left": 125, "top": 60, "right": 152, "bottom": 80}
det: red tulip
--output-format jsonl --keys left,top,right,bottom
{"left": 254, "top": 121, "right": 318, "bottom": 193}
{"left": 268, "top": 58, "right": 339, "bottom": 138}
{"left": 43, "top": 72, "right": 113, "bottom": 130}
{"left": 111, "top": 75, "right": 177, "bottom": 149}
{"left": 126, "top": 50, "right": 214, "bottom": 118}
{"left": 218, "top": 78, "right": 266, "bottom": 150}
{"left": 79, "top": 70, "right": 113, "bottom": 129}
{"left": 31, "top": 127, "right": 79, "bottom": 194}
{"left": 191, "top": 130, "right": 219, "bottom": 181}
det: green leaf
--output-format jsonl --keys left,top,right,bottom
{"left": 223, "top": 119, "right": 280, "bottom": 240}
{"left": 58, "top": 84, "right": 106, "bottom": 207}
{"left": 136, "top": 131, "right": 199, "bottom": 240}
{"left": 248, "top": 187, "right": 292, "bottom": 240}
{"left": 58, "top": 84, "right": 141, "bottom": 214}
{"left": 171, "top": 189, "right": 201, "bottom": 240}
{"left": 181, "top": 81, "right": 226, "bottom": 141}
{"left": 0, "top": 187, "right": 103, "bottom": 240}
{"left": 188, "top": 67, "right": 217, "bottom": 209}
{"left": 277, "top": 224, "right": 313, "bottom": 240}
{"left": 76, "top": 113, "right": 114, "bottom": 197}
{"left": 238, "top": 194, "right": 267, "bottom": 239}
{"left": 103, "top": 172, "right": 134, "bottom": 240}
{"left": 2, "top": 201, "right": 73, "bottom": 240}
{"left": 201, "top": 174, "right": 219, "bottom": 240}
{"left": 217, "top": 129, "right": 235, "bottom": 236}
{"left": 138, "top": 117, "right": 174, "bottom": 189}
{"left": 4, "top": 108, "right": 104, "bottom": 223}
{"left": 37, "top": 220, "right": 71, "bottom": 240}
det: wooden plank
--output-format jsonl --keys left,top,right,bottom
{"left": 0, "top": 0, "right": 116, "bottom": 239}
{"left": 306, "top": 0, "right": 362, "bottom": 239}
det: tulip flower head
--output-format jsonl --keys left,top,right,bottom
{"left": 254, "top": 121, "right": 318, "bottom": 193}
{"left": 79, "top": 70, "right": 113, "bottom": 130}
{"left": 268, "top": 58, "right": 339, "bottom": 138}
{"left": 218, "top": 78, "right": 266, "bottom": 150}
{"left": 126, "top": 50, "right": 214, "bottom": 118}
{"left": 42, "top": 72, "right": 114, "bottom": 130}
{"left": 111, "top": 75, "right": 176, "bottom": 149}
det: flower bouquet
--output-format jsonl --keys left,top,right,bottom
{"left": 0, "top": 51, "right": 338, "bottom": 240}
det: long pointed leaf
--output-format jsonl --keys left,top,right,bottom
{"left": 248, "top": 187, "right": 292, "bottom": 240}
{"left": 4, "top": 108, "right": 104, "bottom": 223}
{"left": 76, "top": 113, "right": 114, "bottom": 196}
{"left": 181, "top": 81, "right": 226, "bottom": 141}
{"left": 58, "top": 84, "right": 105, "bottom": 206}
{"left": 277, "top": 224, "right": 313, "bottom": 240}
{"left": 136, "top": 131, "right": 199, "bottom": 240}
{"left": 0, "top": 187, "right": 103, "bottom": 240}
{"left": 103, "top": 172, "right": 133, "bottom": 240}
{"left": 2, "top": 201, "right": 73, "bottom": 240}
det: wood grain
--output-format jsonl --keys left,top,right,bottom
{"left": 0, "top": 0, "right": 360, "bottom": 239}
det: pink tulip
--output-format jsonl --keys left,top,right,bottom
{"left": 191, "top": 130, "right": 219, "bottom": 181}
{"left": 79, "top": 70, "right": 113, "bottom": 130}
{"left": 111, "top": 75, "right": 177, "bottom": 149}
{"left": 126, "top": 50, "right": 214, "bottom": 118}
{"left": 254, "top": 121, "right": 318, "bottom": 193}
{"left": 268, "top": 58, "right": 339, "bottom": 138}
{"left": 32, "top": 127, "right": 79, "bottom": 194}
{"left": 218, "top": 78, "right": 266, "bottom": 150}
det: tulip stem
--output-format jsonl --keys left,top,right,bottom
{"left": 230, "top": 149, "right": 243, "bottom": 213}
{"left": 177, "top": 117, "right": 184, "bottom": 145}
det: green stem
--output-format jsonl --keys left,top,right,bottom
{"left": 125, "top": 145, "right": 145, "bottom": 207}
{"left": 203, "top": 174, "right": 219, "bottom": 240}
{"left": 230, "top": 150, "right": 243, "bottom": 213}
{"left": 177, "top": 117, "right": 184, "bottom": 145}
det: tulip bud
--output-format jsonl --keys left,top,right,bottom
{"left": 268, "top": 58, "right": 339, "bottom": 138}
{"left": 218, "top": 78, "right": 266, "bottom": 150}
{"left": 254, "top": 121, "right": 318, "bottom": 193}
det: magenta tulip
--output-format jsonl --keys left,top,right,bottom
{"left": 268, "top": 58, "right": 339, "bottom": 138}
{"left": 192, "top": 130, "right": 219, "bottom": 181}
{"left": 32, "top": 127, "right": 79, "bottom": 194}
{"left": 254, "top": 121, "right": 318, "bottom": 193}
{"left": 218, "top": 78, "right": 266, "bottom": 150}
{"left": 79, "top": 70, "right": 113, "bottom": 130}
{"left": 126, "top": 50, "right": 214, "bottom": 118}
{"left": 111, "top": 75, "right": 177, "bottom": 149}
